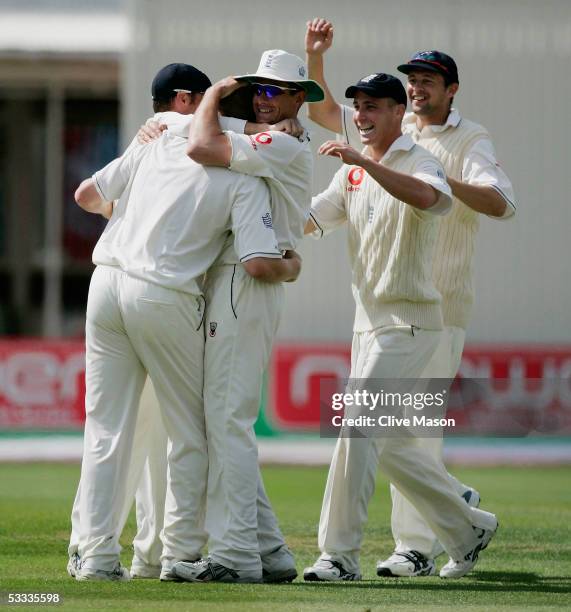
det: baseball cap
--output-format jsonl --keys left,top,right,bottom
{"left": 397, "top": 51, "right": 459, "bottom": 84}
{"left": 234, "top": 50, "right": 325, "bottom": 103}
{"left": 345, "top": 73, "right": 407, "bottom": 106}
{"left": 151, "top": 63, "right": 212, "bottom": 100}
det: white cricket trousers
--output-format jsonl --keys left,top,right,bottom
{"left": 390, "top": 325, "right": 470, "bottom": 558}
{"left": 113, "top": 264, "right": 289, "bottom": 571}
{"left": 77, "top": 265, "right": 206, "bottom": 571}
{"left": 68, "top": 378, "right": 169, "bottom": 570}
{"left": 204, "top": 264, "right": 287, "bottom": 572}
{"left": 318, "top": 325, "right": 496, "bottom": 573}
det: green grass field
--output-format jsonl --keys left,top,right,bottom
{"left": 1, "top": 463, "right": 570, "bottom": 611}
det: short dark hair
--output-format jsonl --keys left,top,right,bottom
{"left": 153, "top": 91, "right": 204, "bottom": 113}
{"left": 219, "top": 86, "right": 256, "bottom": 121}
{"left": 152, "top": 95, "right": 176, "bottom": 113}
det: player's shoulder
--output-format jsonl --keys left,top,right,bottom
{"left": 409, "top": 140, "right": 441, "bottom": 162}
{"left": 258, "top": 129, "right": 310, "bottom": 149}
{"left": 455, "top": 116, "right": 490, "bottom": 139}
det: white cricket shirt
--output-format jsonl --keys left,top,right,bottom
{"left": 310, "top": 134, "right": 452, "bottom": 331}
{"left": 226, "top": 129, "right": 314, "bottom": 251}
{"left": 92, "top": 114, "right": 280, "bottom": 296}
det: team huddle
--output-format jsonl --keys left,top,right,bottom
{"left": 67, "top": 18, "right": 515, "bottom": 584}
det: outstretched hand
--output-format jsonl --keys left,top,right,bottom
{"left": 305, "top": 18, "right": 334, "bottom": 55}
{"left": 318, "top": 140, "right": 364, "bottom": 166}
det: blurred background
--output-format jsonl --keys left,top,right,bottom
{"left": 0, "top": 0, "right": 569, "bottom": 462}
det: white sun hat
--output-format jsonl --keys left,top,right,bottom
{"left": 235, "top": 49, "right": 325, "bottom": 103}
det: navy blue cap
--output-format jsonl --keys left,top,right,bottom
{"left": 345, "top": 73, "right": 407, "bottom": 106}
{"left": 151, "top": 63, "right": 212, "bottom": 100}
{"left": 398, "top": 51, "right": 459, "bottom": 84}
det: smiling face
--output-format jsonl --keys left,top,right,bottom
{"left": 406, "top": 69, "right": 458, "bottom": 121}
{"left": 352, "top": 91, "right": 404, "bottom": 151}
{"left": 251, "top": 78, "right": 306, "bottom": 124}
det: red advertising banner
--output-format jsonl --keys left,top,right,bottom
{"left": 269, "top": 344, "right": 571, "bottom": 434}
{"left": 0, "top": 340, "right": 86, "bottom": 430}
{"left": 2, "top": 340, "right": 571, "bottom": 435}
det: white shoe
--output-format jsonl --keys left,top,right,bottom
{"left": 173, "top": 558, "right": 262, "bottom": 583}
{"left": 430, "top": 487, "right": 482, "bottom": 559}
{"left": 159, "top": 565, "right": 179, "bottom": 582}
{"left": 440, "top": 520, "right": 499, "bottom": 579}
{"left": 303, "top": 559, "right": 361, "bottom": 582}
{"left": 160, "top": 558, "right": 200, "bottom": 582}
{"left": 376, "top": 550, "right": 436, "bottom": 577}
{"left": 67, "top": 552, "right": 80, "bottom": 578}
{"left": 76, "top": 562, "right": 130, "bottom": 582}
{"left": 462, "top": 487, "right": 481, "bottom": 508}
{"left": 131, "top": 561, "right": 161, "bottom": 579}
{"left": 261, "top": 545, "right": 297, "bottom": 583}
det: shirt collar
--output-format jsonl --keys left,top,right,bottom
{"left": 403, "top": 108, "right": 462, "bottom": 135}
{"left": 381, "top": 132, "right": 415, "bottom": 162}
{"left": 154, "top": 111, "right": 192, "bottom": 138}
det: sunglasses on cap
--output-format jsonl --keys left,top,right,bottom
{"left": 252, "top": 83, "right": 301, "bottom": 99}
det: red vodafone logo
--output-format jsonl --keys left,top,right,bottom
{"left": 255, "top": 132, "right": 273, "bottom": 145}
{"left": 348, "top": 167, "right": 364, "bottom": 186}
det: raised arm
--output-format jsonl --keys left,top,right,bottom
{"left": 187, "top": 77, "right": 244, "bottom": 166}
{"left": 305, "top": 18, "right": 343, "bottom": 133}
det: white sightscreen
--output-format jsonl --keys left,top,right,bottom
{"left": 124, "top": 0, "right": 571, "bottom": 343}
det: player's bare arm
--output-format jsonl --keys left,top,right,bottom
{"left": 187, "top": 77, "right": 242, "bottom": 166}
{"left": 319, "top": 140, "right": 438, "bottom": 210}
{"left": 139, "top": 116, "right": 303, "bottom": 144}
{"left": 305, "top": 18, "right": 342, "bottom": 133}
{"left": 242, "top": 250, "right": 302, "bottom": 283}
{"left": 245, "top": 117, "right": 304, "bottom": 138}
{"left": 304, "top": 217, "right": 318, "bottom": 234}
{"left": 74, "top": 178, "right": 113, "bottom": 219}
{"left": 447, "top": 178, "right": 508, "bottom": 217}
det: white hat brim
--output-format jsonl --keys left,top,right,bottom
{"left": 234, "top": 73, "right": 325, "bottom": 103}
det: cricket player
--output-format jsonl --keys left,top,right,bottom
{"left": 300, "top": 70, "right": 501, "bottom": 582}
{"left": 170, "top": 50, "right": 326, "bottom": 583}
{"left": 70, "top": 64, "right": 301, "bottom": 581}
{"left": 304, "top": 18, "right": 515, "bottom": 578}
{"left": 68, "top": 63, "right": 307, "bottom": 581}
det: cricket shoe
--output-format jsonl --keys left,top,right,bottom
{"left": 173, "top": 558, "right": 263, "bottom": 583}
{"left": 67, "top": 552, "right": 80, "bottom": 578}
{"left": 462, "top": 487, "right": 481, "bottom": 508}
{"left": 261, "top": 545, "right": 298, "bottom": 583}
{"left": 160, "top": 558, "right": 200, "bottom": 582}
{"left": 76, "top": 562, "right": 131, "bottom": 582}
{"left": 440, "top": 520, "right": 499, "bottom": 579}
{"left": 430, "top": 486, "right": 482, "bottom": 560}
{"left": 376, "top": 550, "right": 436, "bottom": 577}
{"left": 303, "top": 559, "right": 361, "bottom": 582}
{"left": 130, "top": 561, "right": 161, "bottom": 579}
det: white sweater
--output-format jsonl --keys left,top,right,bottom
{"left": 411, "top": 118, "right": 489, "bottom": 328}
{"left": 311, "top": 135, "right": 451, "bottom": 332}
